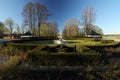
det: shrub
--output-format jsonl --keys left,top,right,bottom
{"left": 3, "top": 45, "right": 22, "bottom": 56}
{"left": 33, "top": 44, "right": 48, "bottom": 51}
{"left": 76, "top": 45, "right": 90, "bottom": 53}
{"left": 3, "top": 43, "right": 48, "bottom": 56}
{"left": 25, "top": 51, "right": 101, "bottom": 66}
{"left": 7, "top": 42, "right": 39, "bottom": 51}
{"left": 102, "top": 47, "right": 120, "bottom": 57}
{"left": 25, "top": 44, "right": 48, "bottom": 55}
{"left": 93, "top": 38, "right": 101, "bottom": 42}
{"left": 0, "top": 64, "right": 120, "bottom": 80}
{"left": 0, "top": 56, "right": 23, "bottom": 80}
{"left": 86, "top": 43, "right": 118, "bottom": 54}
{"left": 101, "top": 40, "right": 114, "bottom": 44}
{"left": 0, "top": 46, "right": 5, "bottom": 55}
{"left": 0, "top": 56, "right": 22, "bottom": 71}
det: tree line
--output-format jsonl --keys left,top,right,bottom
{"left": 62, "top": 7, "right": 103, "bottom": 38}
{"left": 0, "top": 2, "right": 58, "bottom": 38}
{"left": 0, "top": 2, "right": 103, "bottom": 38}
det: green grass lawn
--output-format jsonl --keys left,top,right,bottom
{"left": 20, "top": 38, "right": 118, "bottom": 46}
{"left": 17, "top": 38, "right": 118, "bottom": 53}
{"left": 65, "top": 38, "right": 117, "bottom": 49}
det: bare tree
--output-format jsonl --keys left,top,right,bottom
{"left": 92, "top": 25, "right": 103, "bottom": 35}
{"left": 5, "top": 18, "right": 14, "bottom": 34}
{"left": 0, "top": 22, "right": 9, "bottom": 34}
{"left": 22, "top": 2, "right": 35, "bottom": 35}
{"left": 0, "top": 22, "right": 4, "bottom": 34}
{"left": 82, "top": 7, "right": 95, "bottom": 36}
{"left": 15, "top": 24, "right": 21, "bottom": 34}
{"left": 35, "top": 2, "right": 50, "bottom": 37}
{"left": 23, "top": 2, "right": 50, "bottom": 36}
{"left": 62, "top": 18, "right": 79, "bottom": 37}
{"left": 40, "top": 22, "right": 58, "bottom": 37}
{"left": 49, "top": 22, "right": 58, "bottom": 37}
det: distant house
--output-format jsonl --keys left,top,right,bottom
{"left": 3, "top": 34, "right": 14, "bottom": 39}
{"left": 21, "top": 31, "right": 34, "bottom": 39}
{"left": 23, "top": 31, "right": 33, "bottom": 36}
{"left": 0, "top": 33, "right": 4, "bottom": 38}
{"left": 86, "top": 30, "right": 102, "bottom": 38}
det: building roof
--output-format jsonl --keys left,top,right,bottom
{"left": 23, "top": 31, "right": 33, "bottom": 35}
{"left": 87, "top": 30, "right": 101, "bottom": 36}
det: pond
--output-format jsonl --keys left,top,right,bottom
{"left": 0, "top": 40, "right": 10, "bottom": 64}
{"left": 0, "top": 39, "right": 9, "bottom": 46}
{"left": 0, "top": 56, "right": 9, "bottom": 64}
{"left": 24, "top": 40, "right": 54, "bottom": 44}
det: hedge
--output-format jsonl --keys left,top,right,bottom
{"left": 25, "top": 52, "right": 102, "bottom": 66}
{"left": 7, "top": 43, "right": 40, "bottom": 51}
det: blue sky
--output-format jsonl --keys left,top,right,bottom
{"left": 0, "top": 0, "right": 120, "bottom": 34}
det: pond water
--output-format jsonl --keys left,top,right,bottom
{"left": 0, "top": 40, "right": 6, "bottom": 43}
{"left": 24, "top": 40, "right": 53, "bottom": 44}
{"left": 0, "top": 40, "right": 9, "bottom": 63}
{"left": 0, "top": 39, "right": 8, "bottom": 46}
{"left": 0, "top": 56, "right": 9, "bottom": 64}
